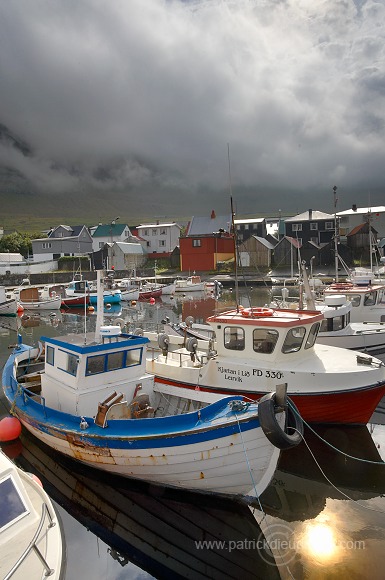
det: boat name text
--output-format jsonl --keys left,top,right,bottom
{"left": 217, "top": 366, "right": 283, "bottom": 382}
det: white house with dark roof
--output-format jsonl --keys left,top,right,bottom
{"left": 135, "top": 222, "right": 182, "bottom": 258}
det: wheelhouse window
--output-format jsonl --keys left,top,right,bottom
{"left": 66, "top": 353, "right": 79, "bottom": 376}
{"left": 107, "top": 351, "right": 124, "bottom": 371}
{"left": 305, "top": 322, "right": 320, "bottom": 349}
{"left": 46, "top": 345, "right": 55, "bottom": 366}
{"left": 347, "top": 294, "right": 361, "bottom": 307}
{"left": 224, "top": 327, "right": 245, "bottom": 351}
{"left": 253, "top": 329, "right": 278, "bottom": 354}
{"left": 282, "top": 327, "right": 306, "bottom": 353}
{"left": 364, "top": 291, "right": 377, "bottom": 306}
{"left": 86, "top": 348, "right": 142, "bottom": 375}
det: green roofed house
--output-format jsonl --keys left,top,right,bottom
{"left": 91, "top": 221, "right": 133, "bottom": 252}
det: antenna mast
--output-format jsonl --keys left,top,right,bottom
{"left": 228, "top": 144, "right": 240, "bottom": 311}
{"left": 333, "top": 186, "right": 339, "bottom": 282}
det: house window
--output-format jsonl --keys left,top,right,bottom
{"left": 152, "top": 229, "right": 157, "bottom": 235}
{"left": 325, "top": 222, "right": 334, "bottom": 230}
{"left": 297, "top": 238, "right": 302, "bottom": 245}
{"left": 144, "top": 229, "right": 148, "bottom": 236}
{"left": 244, "top": 224, "right": 249, "bottom": 230}
{"left": 99, "top": 242, "right": 104, "bottom": 248}
{"left": 310, "top": 223, "right": 318, "bottom": 230}
{"left": 192, "top": 239, "right": 201, "bottom": 247}
{"left": 42, "top": 242, "right": 52, "bottom": 249}
{"left": 160, "top": 229, "right": 166, "bottom": 235}
{"left": 147, "top": 241, "right": 151, "bottom": 248}
{"left": 236, "top": 225, "right": 241, "bottom": 230}
{"left": 159, "top": 240, "right": 165, "bottom": 247}
{"left": 292, "top": 224, "right": 302, "bottom": 232}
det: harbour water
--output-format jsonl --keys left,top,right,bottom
{"left": 1, "top": 286, "right": 385, "bottom": 579}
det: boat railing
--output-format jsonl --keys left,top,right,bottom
{"left": 4, "top": 502, "right": 56, "bottom": 579}
{"left": 147, "top": 345, "right": 209, "bottom": 367}
{"left": 9, "top": 376, "right": 48, "bottom": 417}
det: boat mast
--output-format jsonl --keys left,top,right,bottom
{"left": 333, "top": 185, "right": 339, "bottom": 282}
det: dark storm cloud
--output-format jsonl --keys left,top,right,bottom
{"left": 1, "top": 0, "right": 385, "bottom": 215}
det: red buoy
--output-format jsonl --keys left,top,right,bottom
{"left": 149, "top": 297, "right": 156, "bottom": 305}
{"left": 0, "top": 417, "right": 22, "bottom": 442}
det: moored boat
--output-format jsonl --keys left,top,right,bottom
{"left": 323, "top": 271, "right": 385, "bottom": 323}
{"left": 0, "top": 448, "right": 65, "bottom": 580}
{"left": 146, "top": 305, "right": 385, "bottom": 425}
{"left": 174, "top": 275, "right": 206, "bottom": 292}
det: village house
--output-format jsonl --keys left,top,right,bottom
{"left": 179, "top": 210, "right": 234, "bottom": 272}
{"left": 337, "top": 205, "right": 385, "bottom": 240}
{"left": 134, "top": 221, "right": 182, "bottom": 259}
{"left": 234, "top": 217, "right": 267, "bottom": 243}
{"left": 32, "top": 225, "right": 93, "bottom": 262}
{"left": 91, "top": 221, "right": 133, "bottom": 252}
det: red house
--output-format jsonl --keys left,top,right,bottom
{"left": 179, "top": 211, "right": 234, "bottom": 272}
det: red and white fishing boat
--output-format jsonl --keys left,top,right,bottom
{"left": 147, "top": 305, "right": 385, "bottom": 425}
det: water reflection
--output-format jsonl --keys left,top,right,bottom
{"left": 257, "top": 424, "right": 385, "bottom": 578}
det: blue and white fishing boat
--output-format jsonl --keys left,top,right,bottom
{"left": 2, "top": 270, "right": 302, "bottom": 500}
{"left": 66, "top": 276, "right": 122, "bottom": 305}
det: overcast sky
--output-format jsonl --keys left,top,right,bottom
{"left": 1, "top": 0, "right": 384, "bottom": 218}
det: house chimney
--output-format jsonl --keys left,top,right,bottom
{"left": 309, "top": 209, "right": 312, "bottom": 220}
{"left": 352, "top": 204, "right": 357, "bottom": 212}
{"left": 211, "top": 210, "right": 216, "bottom": 219}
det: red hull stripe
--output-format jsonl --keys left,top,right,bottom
{"left": 154, "top": 377, "right": 385, "bottom": 425}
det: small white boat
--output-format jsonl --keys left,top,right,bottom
{"left": 12, "top": 284, "right": 62, "bottom": 311}
{"left": 0, "top": 448, "right": 65, "bottom": 580}
{"left": 2, "top": 271, "right": 301, "bottom": 500}
{"left": 174, "top": 275, "right": 206, "bottom": 292}
{"left": 116, "top": 279, "right": 140, "bottom": 301}
{"left": 0, "top": 286, "right": 18, "bottom": 316}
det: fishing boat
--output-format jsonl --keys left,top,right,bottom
{"left": 2, "top": 270, "right": 301, "bottom": 500}
{"left": 66, "top": 277, "right": 122, "bottom": 305}
{"left": 323, "top": 271, "right": 385, "bottom": 323}
{"left": 146, "top": 304, "right": 385, "bottom": 425}
{"left": 12, "top": 285, "right": 62, "bottom": 311}
{"left": 174, "top": 275, "right": 206, "bottom": 292}
{"left": 270, "top": 264, "right": 385, "bottom": 355}
{"left": 40, "top": 283, "right": 90, "bottom": 308}
{"left": 0, "top": 448, "right": 65, "bottom": 580}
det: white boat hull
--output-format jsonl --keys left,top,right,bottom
{"left": 18, "top": 419, "right": 280, "bottom": 499}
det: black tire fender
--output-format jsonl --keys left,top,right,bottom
{"left": 258, "top": 392, "right": 303, "bottom": 450}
